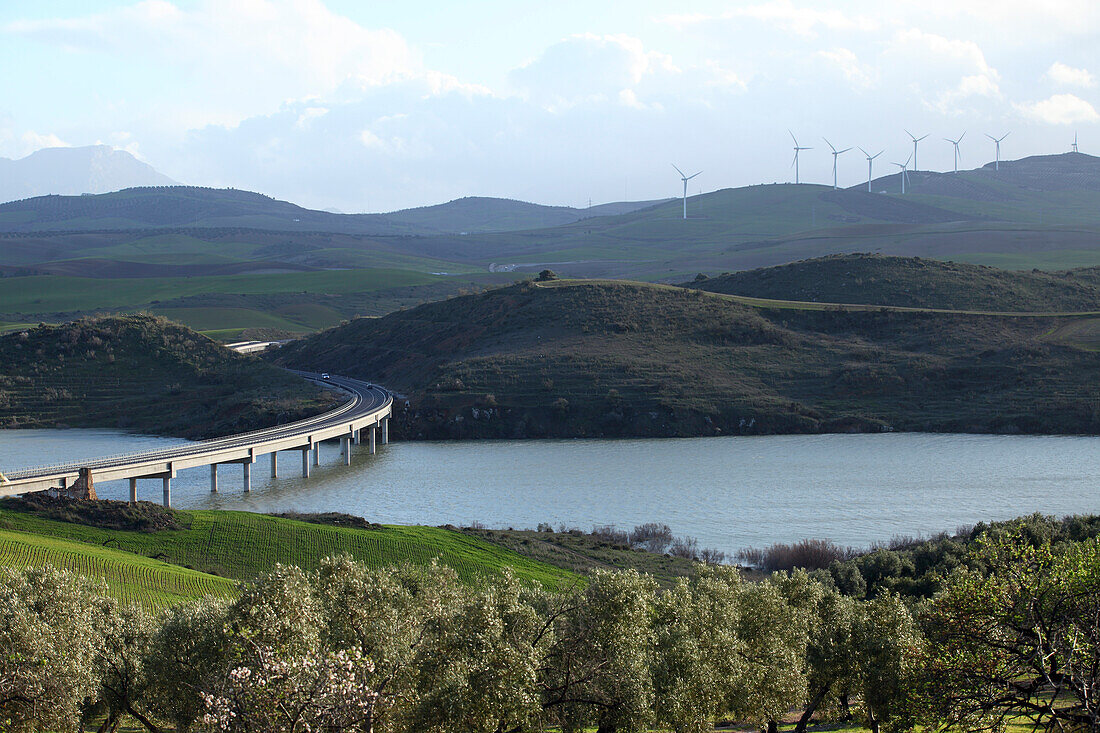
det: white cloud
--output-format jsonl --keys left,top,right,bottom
{"left": 1016, "top": 93, "right": 1100, "bottom": 124}
{"left": 1046, "top": 62, "right": 1095, "bottom": 88}
{"left": 510, "top": 33, "right": 680, "bottom": 109}
{"left": 661, "top": 1, "right": 879, "bottom": 36}
{"left": 818, "top": 48, "right": 874, "bottom": 89}
{"left": 7, "top": 0, "right": 421, "bottom": 125}
{"left": 885, "top": 29, "right": 1001, "bottom": 113}
{"left": 21, "top": 131, "right": 70, "bottom": 153}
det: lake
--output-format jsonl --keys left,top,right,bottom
{"left": 2, "top": 429, "right": 1098, "bottom": 554}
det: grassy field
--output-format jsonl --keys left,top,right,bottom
{"left": 0, "top": 505, "right": 579, "bottom": 591}
{"left": 0, "top": 528, "right": 235, "bottom": 610}
{"left": 0, "top": 268, "right": 444, "bottom": 314}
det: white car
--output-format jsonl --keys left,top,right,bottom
{"left": 321, "top": 372, "right": 331, "bottom": 380}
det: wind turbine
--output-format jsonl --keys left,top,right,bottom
{"left": 823, "top": 138, "right": 852, "bottom": 190}
{"left": 789, "top": 130, "right": 812, "bottom": 184}
{"left": 1072, "top": 132, "right": 1079, "bottom": 153}
{"left": 944, "top": 132, "right": 965, "bottom": 173}
{"left": 985, "top": 132, "right": 1010, "bottom": 171}
{"left": 672, "top": 164, "right": 701, "bottom": 220}
{"left": 858, "top": 147, "right": 883, "bottom": 193}
{"left": 904, "top": 130, "right": 928, "bottom": 172}
{"left": 892, "top": 153, "right": 913, "bottom": 194}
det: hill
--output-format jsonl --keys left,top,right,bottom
{"left": 0, "top": 501, "right": 577, "bottom": 591}
{"left": 0, "top": 314, "right": 333, "bottom": 438}
{"left": 271, "top": 277, "right": 1100, "bottom": 439}
{"left": 690, "top": 253, "right": 1100, "bottom": 311}
{"left": 0, "top": 145, "right": 176, "bottom": 204}
{"left": 384, "top": 195, "right": 668, "bottom": 233}
{"left": 0, "top": 186, "right": 668, "bottom": 236}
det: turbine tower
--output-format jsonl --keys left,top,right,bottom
{"left": 789, "top": 130, "right": 812, "bottom": 184}
{"left": 892, "top": 153, "right": 913, "bottom": 194}
{"left": 985, "top": 132, "right": 1010, "bottom": 171}
{"left": 1072, "top": 132, "right": 1079, "bottom": 153}
{"left": 904, "top": 129, "right": 928, "bottom": 171}
{"left": 858, "top": 147, "right": 883, "bottom": 193}
{"left": 944, "top": 132, "right": 965, "bottom": 173}
{"left": 672, "top": 164, "right": 701, "bottom": 220}
{"left": 823, "top": 138, "right": 852, "bottom": 190}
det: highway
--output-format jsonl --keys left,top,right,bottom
{"left": 0, "top": 371, "right": 392, "bottom": 506}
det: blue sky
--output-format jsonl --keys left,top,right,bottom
{"left": 2, "top": 0, "right": 1098, "bottom": 211}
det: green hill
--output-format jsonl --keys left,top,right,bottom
{"left": 0, "top": 502, "right": 577, "bottom": 592}
{"left": 690, "top": 253, "right": 1100, "bottom": 311}
{"left": 0, "top": 314, "right": 333, "bottom": 437}
{"left": 272, "top": 277, "right": 1100, "bottom": 438}
{"left": 384, "top": 195, "right": 668, "bottom": 233}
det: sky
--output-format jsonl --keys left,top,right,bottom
{"left": 2, "top": 0, "right": 1098, "bottom": 212}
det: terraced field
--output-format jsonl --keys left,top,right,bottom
{"left": 0, "top": 507, "right": 579, "bottom": 590}
{"left": 0, "top": 528, "right": 235, "bottom": 610}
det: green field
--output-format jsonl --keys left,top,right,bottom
{"left": 0, "top": 506, "right": 579, "bottom": 591}
{"left": 0, "top": 268, "right": 444, "bottom": 314}
{"left": 0, "top": 528, "right": 235, "bottom": 610}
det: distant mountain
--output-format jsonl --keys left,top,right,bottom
{"left": 0, "top": 145, "right": 176, "bottom": 203}
{"left": 0, "top": 186, "right": 669, "bottom": 235}
{"left": 386, "top": 196, "right": 669, "bottom": 233}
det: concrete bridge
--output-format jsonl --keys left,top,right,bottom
{"left": 0, "top": 372, "right": 391, "bottom": 507}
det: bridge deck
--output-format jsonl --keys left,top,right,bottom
{"left": 0, "top": 372, "right": 391, "bottom": 503}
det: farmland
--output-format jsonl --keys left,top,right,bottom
{"left": 0, "top": 528, "right": 235, "bottom": 610}
{"left": 0, "top": 502, "right": 579, "bottom": 590}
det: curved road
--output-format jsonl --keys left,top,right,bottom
{"left": 1, "top": 371, "right": 392, "bottom": 504}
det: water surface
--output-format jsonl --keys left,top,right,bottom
{"left": 2, "top": 429, "right": 1097, "bottom": 554}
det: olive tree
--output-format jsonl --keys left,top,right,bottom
{"left": 852, "top": 593, "right": 924, "bottom": 733}
{"left": 542, "top": 570, "right": 657, "bottom": 733}
{"left": 314, "top": 558, "right": 467, "bottom": 732}
{"left": 651, "top": 566, "right": 746, "bottom": 733}
{"left": 923, "top": 533, "right": 1100, "bottom": 733}
{"left": 0, "top": 565, "right": 105, "bottom": 732}
{"left": 410, "top": 571, "right": 543, "bottom": 733}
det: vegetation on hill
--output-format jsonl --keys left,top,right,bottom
{"left": 690, "top": 253, "right": 1100, "bottom": 311}
{"left": 0, "top": 500, "right": 577, "bottom": 590}
{"left": 0, "top": 314, "right": 334, "bottom": 438}
{"left": 272, "top": 277, "right": 1100, "bottom": 439}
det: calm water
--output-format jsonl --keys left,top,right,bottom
{"left": 2, "top": 429, "right": 1098, "bottom": 554}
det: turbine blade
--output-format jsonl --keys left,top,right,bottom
{"left": 904, "top": 129, "right": 914, "bottom": 141}
{"left": 985, "top": 133, "right": 995, "bottom": 141}
{"left": 823, "top": 137, "right": 836, "bottom": 152}
{"left": 959, "top": 131, "right": 966, "bottom": 142}
{"left": 1002, "top": 131, "right": 1011, "bottom": 141}
{"left": 839, "top": 147, "right": 852, "bottom": 154}
{"left": 687, "top": 171, "right": 702, "bottom": 180}
{"left": 858, "top": 147, "right": 870, "bottom": 157}
{"left": 672, "top": 163, "right": 685, "bottom": 177}
{"left": 789, "top": 129, "right": 798, "bottom": 146}
{"left": 917, "top": 134, "right": 929, "bottom": 142}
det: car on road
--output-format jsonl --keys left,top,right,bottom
{"left": 321, "top": 372, "right": 330, "bottom": 380}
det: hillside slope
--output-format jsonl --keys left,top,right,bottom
{"left": 0, "top": 503, "right": 577, "bottom": 590}
{"left": 271, "top": 278, "right": 1100, "bottom": 439}
{"left": 690, "top": 254, "right": 1100, "bottom": 311}
{"left": 0, "top": 314, "right": 334, "bottom": 437}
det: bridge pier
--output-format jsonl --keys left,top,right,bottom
{"left": 243, "top": 462, "right": 251, "bottom": 492}
{"left": 369, "top": 426, "right": 377, "bottom": 454}
{"left": 129, "top": 478, "right": 137, "bottom": 504}
{"left": 313, "top": 445, "right": 320, "bottom": 466}
{"left": 341, "top": 436, "right": 352, "bottom": 465}
{"left": 301, "top": 447, "right": 310, "bottom": 478}
{"left": 162, "top": 477, "right": 171, "bottom": 508}
{"left": 354, "top": 428, "right": 361, "bottom": 445}
{"left": 210, "top": 464, "right": 218, "bottom": 493}
{"left": 381, "top": 417, "right": 389, "bottom": 445}
{"left": 270, "top": 452, "right": 278, "bottom": 478}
